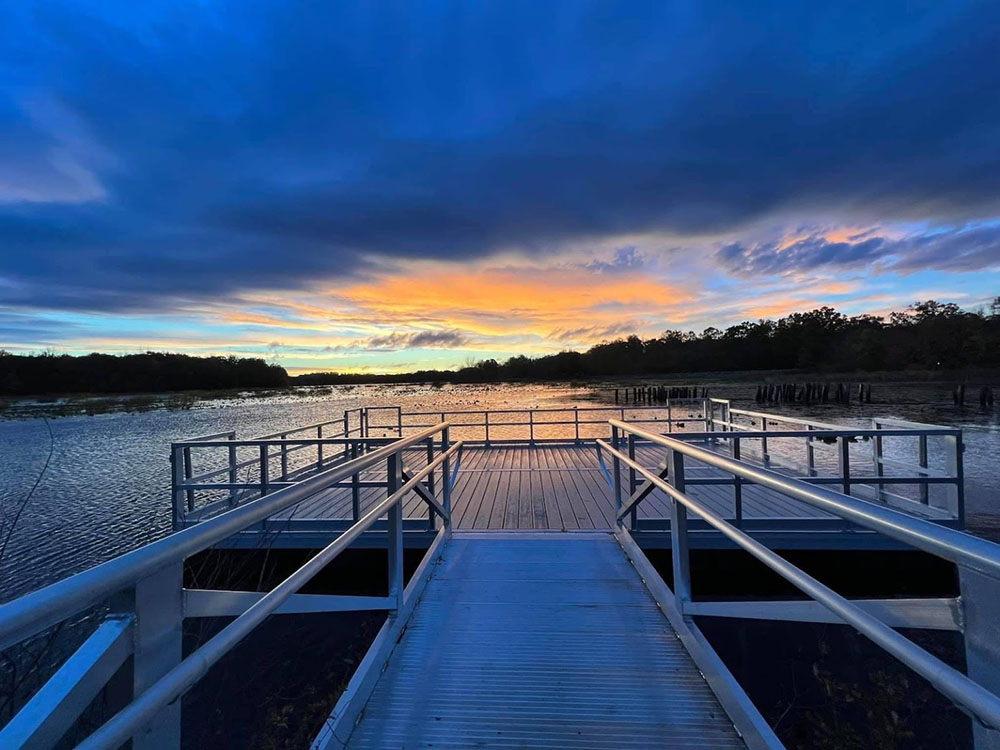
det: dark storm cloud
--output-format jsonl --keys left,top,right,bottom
{"left": 717, "top": 224, "right": 1000, "bottom": 277}
{"left": 2, "top": 1, "right": 1000, "bottom": 312}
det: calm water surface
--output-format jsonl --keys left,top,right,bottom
{"left": 1, "top": 380, "right": 997, "bottom": 601}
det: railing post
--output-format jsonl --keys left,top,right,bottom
{"left": 732, "top": 437, "right": 743, "bottom": 528}
{"left": 761, "top": 417, "right": 770, "bottom": 466}
{"left": 704, "top": 398, "right": 713, "bottom": 434}
{"left": 442, "top": 426, "right": 452, "bottom": 529}
{"left": 396, "top": 407, "right": 403, "bottom": 437}
{"left": 182, "top": 445, "right": 194, "bottom": 512}
{"left": 574, "top": 407, "right": 580, "bottom": 444}
{"left": 485, "top": 411, "right": 491, "bottom": 446}
{"left": 317, "top": 425, "right": 324, "bottom": 469}
{"left": 351, "top": 441, "right": 361, "bottom": 521}
{"left": 806, "top": 424, "right": 816, "bottom": 478}
{"left": 259, "top": 444, "right": 269, "bottom": 496}
{"left": 280, "top": 433, "right": 288, "bottom": 480}
{"left": 873, "top": 420, "right": 885, "bottom": 501}
{"left": 611, "top": 425, "right": 623, "bottom": 522}
{"left": 227, "top": 433, "right": 237, "bottom": 507}
{"left": 387, "top": 451, "right": 404, "bottom": 612}
{"left": 840, "top": 436, "right": 851, "bottom": 496}
{"left": 668, "top": 449, "right": 692, "bottom": 609}
{"left": 947, "top": 432, "right": 964, "bottom": 525}
{"left": 170, "top": 445, "right": 186, "bottom": 528}
{"left": 426, "top": 437, "right": 436, "bottom": 529}
{"left": 130, "top": 563, "right": 183, "bottom": 750}
{"left": 627, "top": 433, "right": 637, "bottom": 530}
{"left": 918, "top": 433, "right": 930, "bottom": 505}
{"left": 529, "top": 410, "right": 535, "bottom": 447}
{"left": 667, "top": 401, "right": 672, "bottom": 433}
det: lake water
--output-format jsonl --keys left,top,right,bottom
{"left": 1, "top": 379, "right": 998, "bottom": 602}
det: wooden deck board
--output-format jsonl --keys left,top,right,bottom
{"left": 207, "top": 442, "right": 881, "bottom": 533}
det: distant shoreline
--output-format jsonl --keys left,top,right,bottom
{"left": 2, "top": 367, "right": 999, "bottom": 420}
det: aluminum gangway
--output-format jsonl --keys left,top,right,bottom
{"left": 317, "top": 532, "right": 753, "bottom": 749}
{"left": 1, "top": 416, "right": 1000, "bottom": 749}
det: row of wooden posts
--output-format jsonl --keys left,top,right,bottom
{"left": 755, "top": 382, "right": 872, "bottom": 405}
{"left": 613, "top": 385, "right": 709, "bottom": 404}
{"left": 953, "top": 385, "right": 996, "bottom": 406}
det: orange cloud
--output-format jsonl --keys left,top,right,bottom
{"left": 328, "top": 265, "right": 695, "bottom": 337}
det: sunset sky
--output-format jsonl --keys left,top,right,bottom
{"left": 2, "top": 2, "right": 1000, "bottom": 373}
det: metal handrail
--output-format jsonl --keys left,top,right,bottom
{"left": 74, "top": 440, "right": 461, "bottom": 750}
{"left": 399, "top": 402, "right": 704, "bottom": 417}
{"left": 178, "top": 437, "right": 403, "bottom": 486}
{"left": 175, "top": 429, "right": 236, "bottom": 443}
{"left": 0, "top": 421, "right": 453, "bottom": 651}
{"left": 600, "top": 420, "right": 1000, "bottom": 730}
{"left": 398, "top": 402, "right": 710, "bottom": 445}
{"left": 726, "top": 407, "right": 848, "bottom": 432}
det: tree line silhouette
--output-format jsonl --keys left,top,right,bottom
{"left": 2, "top": 301, "right": 996, "bottom": 396}
{"left": 0, "top": 352, "right": 287, "bottom": 396}
{"left": 298, "top": 300, "right": 1000, "bottom": 384}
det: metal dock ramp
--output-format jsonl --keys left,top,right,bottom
{"left": 3, "top": 410, "right": 999, "bottom": 750}
{"left": 339, "top": 532, "right": 745, "bottom": 749}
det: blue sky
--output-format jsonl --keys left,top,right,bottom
{"left": 1, "top": 1, "right": 999, "bottom": 372}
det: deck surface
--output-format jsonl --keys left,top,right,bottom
{"left": 262, "top": 442, "right": 839, "bottom": 531}
{"left": 344, "top": 533, "right": 745, "bottom": 749}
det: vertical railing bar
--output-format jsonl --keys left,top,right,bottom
{"left": 387, "top": 451, "right": 403, "bottom": 612}
{"left": 280, "top": 433, "right": 288, "bottom": 481}
{"left": 732, "top": 437, "right": 743, "bottom": 528}
{"left": 806, "top": 424, "right": 816, "bottom": 478}
{"left": 918, "top": 433, "right": 929, "bottom": 505}
{"left": 182, "top": 446, "right": 194, "bottom": 512}
{"left": 170, "top": 446, "right": 185, "bottom": 527}
{"left": 628, "top": 433, "right": 637, "bottom": 531}
{"left": 426, "top": 437, "right": 435, "bottom": 530}
{"left": 317, "top": 425, "right": 324, "bottom": 470}
{"left": 442, "top": 426, "right": 452, "bottom": 529}
{"left": 259, "top": 444, "right": 269, "bottom": 497}
{"left": 612, "top": 425, "right": 622, "bottom": 522}
{"left": 669, "top": 448, "right": 692, "bottom": 610}
{"left": 948, "top": 432, "right": 964, "bottom": 527}
{"left": 761, "top": 417, "right": 769, "bottom": 466}
{"left": 351, "top": 441, "right": 361, "bottom": 522}
{"left": 227, "top": 433, "right": 237, "bottom": 507}
{"left": 873, "top": 419, "right": 885, "bottom": 502}
{"left": 840, "top": 435, "right": 851, "bottom": 496}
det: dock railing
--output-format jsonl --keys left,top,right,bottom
{"left": 397, "top": 399, "right": 710, "bottom": 444}
{"left": 0, "top": 422, "right": 459, "bottom": 749}
{"left": 694, "top": 405, "right": 964, "bottom": 523}
{"left": 598, "top": 419, "right": 1000, "bottom": 740}
{"left": 170, "top": 413, "right": 462, "bottom": 527}
{"left": 170, "top": 401, "right": 713, "bottom": 523}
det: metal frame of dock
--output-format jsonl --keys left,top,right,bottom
{"left": 0, "top": 400, "right": 997, "bottom": 750}
{"left": 170, "top": 399, "right": 966, "bottom": 549}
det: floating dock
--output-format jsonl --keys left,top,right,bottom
{"left": 174, "top": 400, "right": 965, "bottom": 549}
{"left": 1, "top": 398, "right": 998, "bottom": 750}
